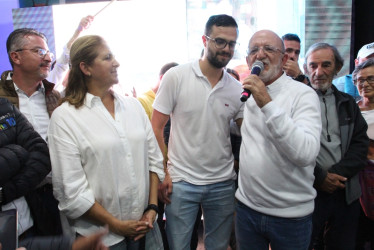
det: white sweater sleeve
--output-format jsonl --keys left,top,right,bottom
{"left": 261, "top": 87, "right": 322, "bottom": 167}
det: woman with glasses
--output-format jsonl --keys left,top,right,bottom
{"left": 47, "top": 35, "right": 164, "bottom": 250}
{"left": 353, "top": 58, "right": 374, "bottom": 249}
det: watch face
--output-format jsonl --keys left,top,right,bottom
{"left": 295, "top": 74, "right": 305, "bottom": 82}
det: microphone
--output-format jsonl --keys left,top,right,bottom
{"left": 240, "top": 61, "right": 265, "bottom": 102}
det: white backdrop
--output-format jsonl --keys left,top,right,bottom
{"left": 52, "top": 0, "right": 188, "bottom": 95}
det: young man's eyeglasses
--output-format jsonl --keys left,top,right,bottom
{"left": 354, "top": 75, "right": 374, "bottom": 87}
{"left": 15, "top": 48, "right": 54, "bottom": 60}
{"left": 205, "top": 35, "right": 237, "bottom": 50}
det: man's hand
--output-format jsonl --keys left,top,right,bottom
{"left": 242, "top": 74, "right": 271, "bottom": 108}
{"left": 158, "top": 173, "right": 173, "bottom": 204}
{"left": 283, "top": 59, "right": 302, "bottom": 78}
{"left": 318, "top": 173, "right": 347, "bottom": 193}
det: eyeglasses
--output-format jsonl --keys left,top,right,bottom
{"left": 354, "top": 75, "right": 374, "bottom": 87}
{"left": 247, "top": 46, "right": 284, "bottom": 56}
{"left": 15, "top": 48, "right": 54, "bottom": 60}
{"left": 205, "top": 35, "right": 237, "bottom": 50}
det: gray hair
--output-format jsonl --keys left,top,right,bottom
{"left": 6, "top": 28, "right": 48, "bottom": 67}
{"left": 304, "top": 42, "right": 344, "bottom": 74}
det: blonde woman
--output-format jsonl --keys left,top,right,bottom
{"left": 48, "top": 35, "right": 164, "bottom": 249}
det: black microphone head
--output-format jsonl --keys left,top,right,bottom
{"left": 251, "top": 61, "right": 264, "bottom": 76}
{"left": 240, "top": 61, "right": 264, "bottom": 102}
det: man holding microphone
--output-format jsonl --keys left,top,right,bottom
{"left": 235, "top": 30, "right": 322, "bottom": 249}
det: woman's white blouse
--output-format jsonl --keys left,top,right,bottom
{"left": 47, "top": 92, "right": 164, "bottom": 246}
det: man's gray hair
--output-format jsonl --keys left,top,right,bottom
{"left": 6, "top": 28, "right": 48, "bottom": 67}
{"left": 304, "top": 42, "right": 344, "bottom": 74}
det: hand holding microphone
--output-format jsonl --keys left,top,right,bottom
{"left": 240, "top": 61, "right": 264, "bottom": 102}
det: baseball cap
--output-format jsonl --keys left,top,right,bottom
{"left": 357, "top": 42, "right": 374, "bottom": 59}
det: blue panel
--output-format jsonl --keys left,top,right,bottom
{"left": 12, "top": 6, "right": 55, "bottom": 55}
{"left": 0, "top": 0, "right": 19, "bottom": 72}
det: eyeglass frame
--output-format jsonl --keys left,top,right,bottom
{"left": 354, "top": 75, "right": 374, "bottom": 87}
{"left": 204, "top": 35, "right": 238, "bottom": 50}
{"left": 247, "top": 45, "right": 284, "bottom": 56}
{"left": 15, "top": 48, "right": 54, "bottom": 60}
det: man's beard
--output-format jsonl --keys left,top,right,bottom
{"left": 38, "top": 63, "right": 50, "bottom": 79}
{"left": 207, "top": 48, "right": 232, "bottom": 69}
{"left": 311, "top": 81, "right": 331, "bottom": 92}
{"left": 258, "top": 59, "right": 282, "bottom": 84}
{"left": 39, "top": 71, "right": 49, "bottom": 79}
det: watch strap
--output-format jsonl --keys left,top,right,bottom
{"left": 144, "top": 204, "right": 159, "bottom": 214}
{"left": 294, "top": 74, "right": 306, "bottom": 82}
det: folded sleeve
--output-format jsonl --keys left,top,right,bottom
{"left": 48, "top": 108, "right": 95, "bottom": 219}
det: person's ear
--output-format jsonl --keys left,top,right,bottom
{"left": 79, "top": 62, "right": 91, "bottom": 77}
{"left": 10, "top": 51, "right": 21, "bottom": 66}
{"left": 335, "top": 63, "right": 343, "bottom": 74}
{"left": 202, "top": 35, "right": 208, "bottom": 47}
{"left": 303, "top": 63, "right": 308, "bottom": 75}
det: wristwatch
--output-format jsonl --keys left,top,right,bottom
{"left": 294, "top": 74, "right": 306, "bottom": 82}
{"left": 144, "top": 204, "right": 159, "bottom": 214}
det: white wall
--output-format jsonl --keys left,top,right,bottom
{"left": 52, "top": 0, "right": 187, "bottom": 95}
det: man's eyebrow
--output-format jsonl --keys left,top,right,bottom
{"left": 322, "top": 61, "right": 332, "bottom": 65}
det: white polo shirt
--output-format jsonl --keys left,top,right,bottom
{"left": 153, "top": 60, "right": 244, "bottom": 185}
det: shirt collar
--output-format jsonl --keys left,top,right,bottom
{"left": 265, "top": 72, "right": 287, "bottom": 92}
{"left": 84, "top": 89, "right": 117, "bottom": 108}
{"left": 9, "top": 72, "right": 45, "bottom": 94}
{"left": 192, "top": 60, "right": 227, "bottom": 89}
{"left": 192, "top": 60, "right": 204, "bottom": 77}
{"left": 316, "top": 85, "right": 334, "bottom": 97}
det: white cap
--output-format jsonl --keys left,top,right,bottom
{"left": 357, "top": 42, "right": 374, "bottom": 59}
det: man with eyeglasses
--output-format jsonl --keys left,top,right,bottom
{"left": 333, "top": 42, "right": 374, "bottom": 101}
{"left": 235, "top": 30, "right": 322, "bottom": 249}
{"left": 303, "top": 42, "right": 369, "bottom": 250}
{"left": 152, "top": 14, "right": 244, "bottom": 250}
{"left": 0, "top": 28, "right": 61, "bottom": 238}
